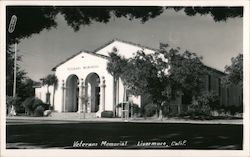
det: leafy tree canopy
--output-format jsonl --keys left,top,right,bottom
{"left": 40, "top": 74, "right": 58, "bottom": 87}
{"left": 224, "top": 53, "right": 243, "bottom": 87}
{"left": 7, "top": 6, "right": 243, "bottom": 45}
{"left": 107, "top": 43, "right": 207, "bottom": 107}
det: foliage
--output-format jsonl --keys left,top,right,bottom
{"left": 40, "top": 74, "right": 58, "bottom": 105}
{"left": 187, "top": 91, "right": 219, "bottom": 116}
{"left": 169, "top": 7, "right": 243, "bottom": 22}
{"left": 6, "top": 46, "right": 38, "bottom": 103}
{"left": 18, "top": 78, "right": 38, "bottom": 101}
{"left": 101, "top": 111, "right": 113, "bottom": 118}
{"left": 223, "top": 54, "right": 243, "bottom": 87}
{"left": 21, "top": 97, "right": 49, "bottom": 116}
{"left": 223, "top": 105, "right": 243, "bottom": 115}
{"left": 107, "top": 49, "right": 128, "bottom": 79}
{"left": 117, "top": 102, "right": 140, "bottom": 116}
{"left": 7, "top": 7, "right": 242, "bottom": 45}
{"left": 165, "top": 47, "right": 207, "bottom": 97}
{"left": 40, "top": 74, "right": 58, "bottom": 88}
{"left": 211, "top": 105, "right": 243, "bottom": 116}
{"left": 6, "top": 46, "right": 27, "bottom": 97}
{"left": 34, "top": 106, "right": 45, "bottom": 117}
{"left": 107, "top": 44, "right": 206, "bottom": 117}
{"left": 6, "top": 6, "right": 242, "bottom": 108}
{"left": 144, "top": 103, "right": 158, "bottom": 117}
{"left": 6, "top": 96, "right": 21, "bottom": 108}
{"left": 6, "top": 96, "right": 22, "bottom": 114}
{"left": 7, "top": 6, "right": 57, "bottom": 45}
{"left": 131, "top": 103, "right": 140, "bottom": 115}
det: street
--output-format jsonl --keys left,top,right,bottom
{"left": 6, "top": 119, "right": 243, "bottom": 149}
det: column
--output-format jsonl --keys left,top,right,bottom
{"left": 99, "top": 77, "right": 106, "bottom": 112}
{"left": 61, "top": 80, "right": 65, "bottom": 112}
{"left": 78, "top": 78, "right": 84, "bottom": 113}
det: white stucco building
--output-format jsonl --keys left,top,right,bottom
{"left": 35, "top": 39, "right": 243, "bottom": 117}
{"left": 35, "top": 39, "right": 157, "bottom": 117}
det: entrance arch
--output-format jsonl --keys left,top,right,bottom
{"left": 65, "top": 74, "right": 79, "bottom": 112}
{"left": 85, "top": 73, "right": 100, "bottom": 113}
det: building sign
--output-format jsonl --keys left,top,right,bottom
{"left": 67, "top": 66, "right": 99, "bottom": 71}
{"left": 67, "top": 67, "right": 81, "bottom": 71}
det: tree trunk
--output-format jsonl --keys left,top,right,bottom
{"left": 113, "top": 77, "right": 116, "bottom": 117}
{"left": 158, "top": 102, "right": 164, "bottom": 120}
{"left": 46, "top": 85, "right": 51, "bottom": 105}
{"left": 52, "top": 84, "right": 55, "bottom": 110}
{"left": 159, "top": 109, "right": 163, "bottom": 120}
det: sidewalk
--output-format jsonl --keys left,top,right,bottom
{"left": 6, "top": 116, "right": 243, "bottom": 125}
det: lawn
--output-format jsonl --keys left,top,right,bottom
{"left": 6, "top": 120, "right": 243, "bottom": 149}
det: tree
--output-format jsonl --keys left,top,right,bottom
{"left": 107, "top": 47, "right": 128, "bottom": 116}
{"left": 163, "top": 44, "right": 207, "bottom": 98}
{"left": 107, "top": 43, "right": 207, "bottom": 117}
{"left": 40, "top": 74, "right": 58, "bottom": 108}
{"left": 223, "top": 53, "right": 243, "bottom": 87}
{"left": 169, "top": 7, "right": 243, "bottom": 22}
{"left": 6, "top": 6, "right": 243, "bottom": 45}
{"left": 6, "top": 6, "right": 242, "bottom": 100}
{"left": 6, "top": 45, "right": 27, "bottom": 97}
{"left": 6, "top": 45, "right": 37, "bottom": 114}
{"left": 19, "top": 78, "right": 39, "bottom": 99}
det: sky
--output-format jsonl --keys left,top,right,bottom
{"left": 17, "top": 8, "right": 243, "bottom": 81}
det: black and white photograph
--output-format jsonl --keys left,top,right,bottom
{"left": 0, "top": 1, "right": 249, "bottom": 157}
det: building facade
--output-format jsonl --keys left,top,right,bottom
{"left": 35, "top": 39, "right": 243, "bottom": 117}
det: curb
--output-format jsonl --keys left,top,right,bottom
{"left": 6, "top": 116, "right": 243, "bottom": 125}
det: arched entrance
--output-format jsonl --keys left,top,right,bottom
{"left": 85, "top": 73, "right": 100, "bottom": 113}
{"left": 65, "top": 75, "right": 79, "bottom": 112}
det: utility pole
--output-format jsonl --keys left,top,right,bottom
{"left": 8, "top": 15, "right": 17, "bottom": 116}
{"left": 13, "top": 43, "right": 17, "bottom": 97}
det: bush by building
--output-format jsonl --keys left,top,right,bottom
{"left": 21, "top": 97, "right": 49, "bottom": 116}
{"left": 34, "top": 106, "right": 45, "bottom": 117}
{"left": 187, "top": 91, "right": 219, "bottom": 117}
{"left": 143, "top": 103, "right": 158, "bottom": 117}
{"left": 101, "top": 111, "right": 113, "bottom": 118}
{"left": 6, "top": 96, "right": 23, "bottom": 115}
{"left": 117, "top": 102, "right": 140, "bottom": 117}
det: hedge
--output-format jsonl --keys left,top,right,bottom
{"left": 101, "top": 111, "right": 113, "bottom": 118}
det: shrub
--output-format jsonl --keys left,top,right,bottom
{"left": 6, "top": 96, "right": 24, "bottom": 114}
{"left": 34, "top": 106, "right": 44, "bottom": 117}
{"left": 224, "top": 105, "right": 243, "bottom": 115}
{"left": 144, "top": 103, "right": 158, "bottom": 117}
{"left": 187, "top": 91, "right": 219, "bottom": 117}
{"left": 21, "top": 97, "right": 47, "bottom": 116}
{"left": 162, "top": 104, "right": 171, "bottom": 117}
{"left": 199, "top": 91, "right": 219, "bottom": 110}
{"left": 31, "top": 98, "right": 44, "bottom": 111}
{"left": 131, "top": 103, "right": 140, "bottom": 115}
{"left": 101, "top": 111, "right": 113, "bottom": 118}
{"left": 117, "top": 102, "right": 141, "bottom": 117}
{"left": 21, "top": 97, "right": 34, "bottom": 115}
{"left": 188, "top": 100, "right": 211, "bottom": 117}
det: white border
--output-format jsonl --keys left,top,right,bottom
{"left": 0, "top": 1, "right": 249, "bottom": 157}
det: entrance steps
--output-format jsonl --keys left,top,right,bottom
{"left": 51, "top": 112, "right": 96, "bottom": 119}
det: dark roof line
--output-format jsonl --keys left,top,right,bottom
{"left": 204, "top": 65, "right": 226, "bottom": 76}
